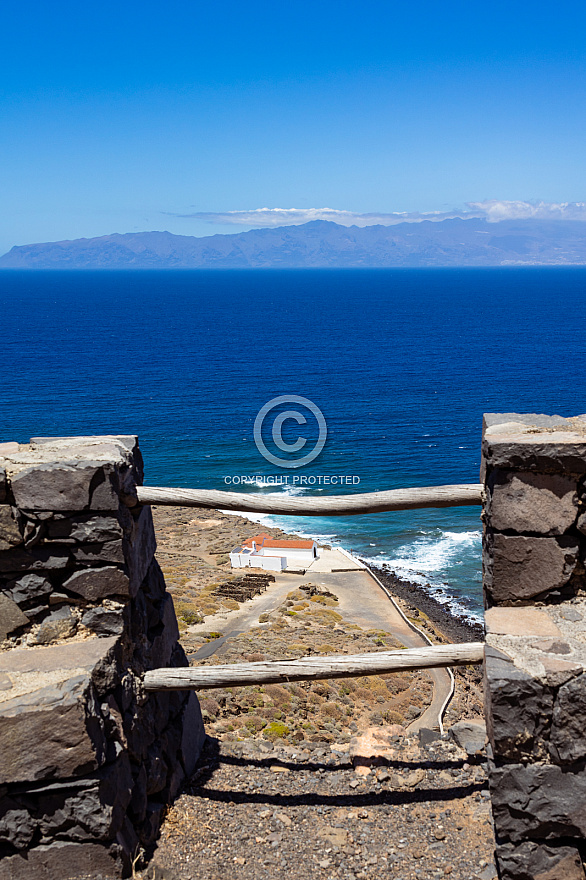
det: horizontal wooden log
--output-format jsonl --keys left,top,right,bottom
{"left": 143, "top": 643, "right": 485, "bottom": 691}
{"left": 135, "top": 484, "right": 483, "bottom": 516}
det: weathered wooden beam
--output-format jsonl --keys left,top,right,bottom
{"left": 135, "top": 484, "right": 484, "bottom": 516}
{"left": 143, "top": 643, "right": 485, "bottom": 691}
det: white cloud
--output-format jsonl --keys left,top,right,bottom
{"left": 466, "top": 200, "right": 586, "bottom": 222}
{"left": 170, "top": 201, "right": 586, "bottom": 229}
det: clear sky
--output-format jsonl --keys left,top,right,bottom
{"left": 1, "top": 1, "right": 585, "bottom": 254}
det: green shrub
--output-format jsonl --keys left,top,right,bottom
{"left": 263, "top": 721, "right": 290, "bottom": 741}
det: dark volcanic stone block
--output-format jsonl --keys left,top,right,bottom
{"left": 82, "top": 607, "right": 125, "bottom": 636}
{"left": 122, "top": 505, "right": 156, "bottom": 595}
{"left": 4, "top": 573, "right": 52, "bottom": 605}
{"left": 47, "top": 514, "right": 122, "bottom": 543}
{"left": 150, "top": 593, "right": 180, "bottom": 669}
{"left": 0, "top": 595, "right": 29, "bottom": 640}
{"left": 0, "top": 674, "right": 105, "bottom": 784}
{"left": 486, "top": 471, "right": 579, "bottom": 536}
{"left": 29, "top": 606, "right": 77, "bottom": 646}
{"left": 88, "top": 464, "right": 124, "bottom": 511}
{"left": 0, "top": 506, "right": 22, "bottom": 551}
{"left": 448, "top": 719, "right": 487, "bottom": 755}
{"left": 142, "top": 558, "right": 167, "bottom": 603}
{"left": 496, "top": 840, "right": 586, "bottom": 880}
{"left": 484, "top": 645, "right": 553, "bottom": 762}
{"left": 0, "top": 840, "right": 119, "bottom": 880}
{"left": 550, "top": 672, "right": 586, "bottom": 763}
{"left": 0, "top": 797, "right": 35, "bottom": 849}
{"left": 489, "top": 761, "right": 586, "bottom": 841}
{"left": 72, "top": 540, "right": 125, "bottom": 564}
{"left": 0, "top": 468, "right": 6, "bottom": 504}
{"left": 180, "top": 691, "right": 205, "bottom": 777}
{"left": 486, "top": 533, "right": 579, "bottom": 602}
{"left": 0, "top": 545, "right": 72, "bottom": 574}
{"left": 0, "top": 756, "right": 132, "bottom": 850}
{"left": 482, "top": 414, "right": 586, "bottom": 475}
{"left": 62, "top": 567, "right": 130, "bottom": 601}
{"left": 10, "top": 464, "right": 102, "bottom": 511}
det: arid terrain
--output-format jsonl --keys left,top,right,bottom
{"left": 143, "top": 505, "right": 495, "bottom": 880}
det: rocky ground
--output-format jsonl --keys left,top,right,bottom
{"left": 143, "top": 506, "right": 495, "bottom": 879}
{"left": 145, "top": 735, "right": 495, "bottom": 880}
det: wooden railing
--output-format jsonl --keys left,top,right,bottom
{"left": 144, "top": 643, "right": 485, "bottom": 690}
{"left": 135, "top": 483, "right": 484, "bottom": 515}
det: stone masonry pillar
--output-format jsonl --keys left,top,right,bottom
{"left": 0, "top": 436, "right": 204, "bottom": 879}
{"left": 482, "top": 414, "right": 586, "bottom": 880}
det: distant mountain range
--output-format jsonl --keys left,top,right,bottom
{"left": 2, "top": 218, "right": 586, "bottom": 269}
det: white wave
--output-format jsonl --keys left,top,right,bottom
{"left": 382, "top": 530, "right": 480, "bottom": 576}
{"left": 220, "top": 510, "right": 271, "bottom": 526}
{"left": 418, "top": 584, "right": 484, "bottom": 624}
{"left": 361, "top": 529, "right": 483, "bottom": 624}
{"left": 265, "top": 485, "right": 309, "bottom": 497}
{"left": 219, "top": 484, "right": 311, "bottom": 524}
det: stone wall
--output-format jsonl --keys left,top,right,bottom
{"left": 482, "top": 414, "right": 586, "bottom": 880}
{"left": 0, "top": 436, "right": 204, "bottom": 879}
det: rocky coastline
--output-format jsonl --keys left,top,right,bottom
{"left": 368, "top": 564, "right": 485, "bottom": 645}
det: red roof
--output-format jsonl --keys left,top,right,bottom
{"left": 243, "top": 532, "right": 271, "bottom": 548}
{"left": 262, "top": 538, "right": 315, "bottom": 550}
{"left": 242, "top": 533, "right": 315, "bottom": 550}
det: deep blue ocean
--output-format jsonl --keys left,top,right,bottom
{"left": 1, "top": 268, "right": 585, "bottom": 620}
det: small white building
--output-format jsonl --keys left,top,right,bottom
{"left": 229, "top": 532, "right": 318, "bottom": 571}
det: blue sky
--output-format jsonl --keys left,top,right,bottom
{"left": 1, "top": 1, "right": 585, "bottom": 254}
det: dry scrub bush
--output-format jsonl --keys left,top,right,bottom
{"left": 240, "top": 692, "right": 264, "bottom": 708}
{"left": 200, "top": 698, "right": 221, "bottom": 718}
{"left": 243, "top": 715, "right": 267, "bottom": 732}
{"left": 310, "top": 595, "right": 338, "bottom": 606}
{"left": 264, "top": 684, "right": 291, "bottom": 706}
{"left": 338, "top": 678, "right": 356, "bottom": 693}
{"left": 305, "top": 609, "right": 342, "bottom": 624}
{"left": 321, "top": 703, "right": 344, "bottom": 721}
{"left": 354, "top": 687, "right": 377, "bottom": 703}
{"left": 383, "top": 708, "right": 405, "bottom": 725}
{"left": 172, "top": 600, "right": 203, "bottom": 626}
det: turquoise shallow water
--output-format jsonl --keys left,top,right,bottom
{"left": 1, "top": 267, "right": 585, "bottom": 619}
